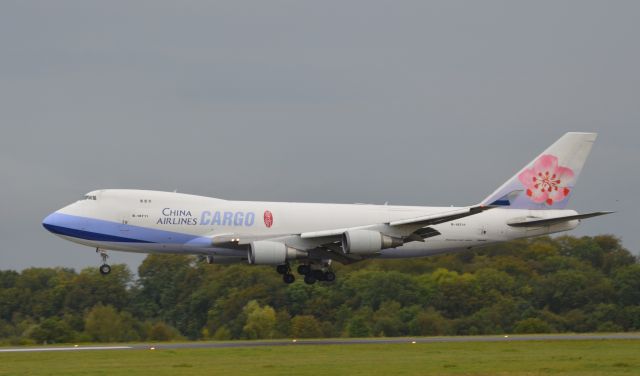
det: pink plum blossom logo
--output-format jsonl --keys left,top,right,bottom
{"left": 518, "top": 154, "right": 574, "bottom": 206}
{"left": 264, "top": 210, "right": 273, "bottom": 228}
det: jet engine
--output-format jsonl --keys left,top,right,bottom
{"left": 342, "top": 230, "right": 403, "bottom": 255}
{"left": 248, "top": 241, "right": 307, "bottom": 265}
{"left": 205, "top": 255, "right": 245, "bottom": 264}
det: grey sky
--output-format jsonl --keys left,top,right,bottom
{"left": 1, "top": 1, "right": 638, "bottom": 272}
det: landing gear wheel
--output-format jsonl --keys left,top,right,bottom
{"left": 283, "top": 274, "right": 295, "bottom": 284}
{"left": 304, "top": 274, "right": 316, "bottom": 285}
{"left": 297, "top": 264, "right": 311, "bottom": 275}
{"left": 276, "top": 264, "right": 289, "bottom": 275}
{"left": 99, "top": 264, "right": 111, "bottom": 275}
{"left": 312, "top": 269, "right": 325, "bottom": 281}
{"left": 323, "top": 271, "right": 336, "bottom": 282}
{"left": 96, "top": 248, "right": 111, "bottom": 275}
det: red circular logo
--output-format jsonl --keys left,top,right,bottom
{"left": 263, "top": 210, "right": 273, "bottom": 228}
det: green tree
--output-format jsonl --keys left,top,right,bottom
{"left": 513, "top": 318, "right": 552, "bottom": 334}
{"left": 594, "top": 235, "right": 636, "bottom": 274}
{"left": 242, "top": 300, "right": 276, "bottom": 339}
{"left": 613, "top": 265, "right": 640, "bottom": 306}
{"left": 430, "top": 269, "right": 481, "bottom": 317}
{"left": 372, "top": 301, "right": 404, "bottom": 337}
{"left": 535, "top": 269, "right": 611, "bottom": 313}
{"left": 213, "top": 326, "right": 232, "bottom": 340}
{"left": 620, "top": 306, "right": 640, "bottom": 330}
{"left": 0, "top": 319, "right": 15, "bottom": 339}
{"left": 290, "top": 315, "right": 322, "bottom": 338}
{"left": 409, "top": 308, "right": 451, "bottom": 336}
{"left": 0, "top": 287, "right": 23, "bottom": 322}
{"left": 84, "top": 304, "right": 140, "bottom": 342}
{"left": 557, "top": 236, "right": 606, "bottom": 269}
{"left": 562, "top": 309, "right": 591, "bottom": 332}
{"left": 134, "top": 254, "right": 209, "bottom": 339}
{"left": 343, "top": 270, "right": 420, "bottom": 310}
{"left": 148, "top": 321, "right": 182, "bottom": 341}
{"left": 14, "top": 268, "right": 75, "bottom": 319}
{"left": 29, "top": 317, "right": 74, "bottom": 344}
{"left": 64, "top": 265, "right": 132, "bottom": 312}
{"left": 274, "top": 309, "right": 291, "bottom": 337}
{"left": 346, "top": 317, "right": 371, "bottom": 338}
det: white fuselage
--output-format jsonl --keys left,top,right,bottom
{"left": 43, "top": 189, "right": 579, "bottom": 260}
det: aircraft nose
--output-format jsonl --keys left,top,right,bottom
{"left": 42, "top": 212, "right": 60, "bottom": 232}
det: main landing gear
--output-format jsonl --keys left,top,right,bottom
{"left": 297, "top": 263, "right": 335, "bottom": 285}
{"left": 275, "top": 263, "right": 295, "bottom": 284}
{"left": 96, "top": 248, "right": 111, "bottom": 275}
{"left": 275, "top": 262, "right": 336, "bottom": 284}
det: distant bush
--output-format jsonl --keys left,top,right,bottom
{"left": 148, "top": 321, "right": 183, "bottom": 341}
{"left": 513, "top": 318, "right": 553, "bottom": 334}
{"left": 291, "top": 315, "right": 323, "bottom": 338}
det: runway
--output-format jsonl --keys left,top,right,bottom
{"left": 1, "top": 333, "right": 639, "bottom": 353}
{"left": 0, "top": 346, "right": 132, "bottom": 353}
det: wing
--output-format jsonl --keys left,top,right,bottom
{"left": 291, "top": 205, "right": 491, "bottom": 264}
{"left": 298, "top": 206, "right": 488, "bottom": 239}
{"left": 199, "top": 206, "right": 491, "bottom": 264}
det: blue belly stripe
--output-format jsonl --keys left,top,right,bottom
{"left": 42, "top": 212, "right": 206, "bottom": 244}
{"left": 43, "top": 223, "right": 153, "bottom": 243}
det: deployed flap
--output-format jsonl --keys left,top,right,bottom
{"left": 507, "top": 211, "right": 613, "bottom": 227}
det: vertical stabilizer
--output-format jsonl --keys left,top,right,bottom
{"left": 481, "top": 132, "right": 597, "bottom": 209}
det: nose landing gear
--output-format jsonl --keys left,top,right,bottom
{"left": 99, "top": 264, "right": 112, "bottom": 275}
{"left": 96, "top": 248, "right": 111, "bottom": 275}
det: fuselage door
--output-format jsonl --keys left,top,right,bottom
{"left": 118, "top": 208, "right": 133, "bottom": 236}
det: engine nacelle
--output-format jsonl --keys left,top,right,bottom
{"left": 205, "top": 255, "right": 245, "bottom": 264}
{"left": 342, "top": 230, "right": 403, "bottom": 255}
{"left": 248, "top": 241, "right": 307, "bottom": 265}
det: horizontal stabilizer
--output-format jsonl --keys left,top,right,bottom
{"left": 507, "top": 211, "right": 613, "bottom": 228}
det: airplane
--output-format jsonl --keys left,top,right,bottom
{"left": 42, "top": 132, "right": 611, "bottom": 285}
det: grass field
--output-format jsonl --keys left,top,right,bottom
{"left": 2, "top": 339, "right": 639, "bottom": 375}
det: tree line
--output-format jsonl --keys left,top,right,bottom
{"left": 1, "top": 234, "right": 639, "bottom": 345}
